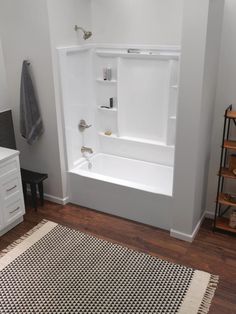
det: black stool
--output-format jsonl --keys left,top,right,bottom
{"left": 21, "top": 169, "right": 48, "bottom": 211}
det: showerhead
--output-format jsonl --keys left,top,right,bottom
{"left": 83, "top": 30, "right": 92, "bottom": 40}
{"left": 74, "top": 25, "right": 92, "bottom": 40}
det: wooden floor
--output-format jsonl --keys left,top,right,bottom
{"left": 0, "top": 201, "right": 236, "bottom": 314}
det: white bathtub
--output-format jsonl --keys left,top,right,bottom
{"left": 71, "top": 153, "right": 173, "bottom": 196}
{"left": 69, "top": 153, "right": 173, "bottom": 231}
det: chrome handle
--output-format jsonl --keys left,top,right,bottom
{"left": 79, "top": 119, "right": 92, "bottom": 132}
{"left": 6, "top": 185, "right": 17, "bottom": 192}
{"left": 10, "top": 206, "right": 20, "bottom": 214}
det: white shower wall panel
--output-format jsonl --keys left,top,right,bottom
{"left": 118, "top": 58, "right": 170, "bottom": 143}
{"left": 65, "top": 50, "right": 92, "bottom": 105}
{"left": 58, "top": 47, "right": 98, "bottom": 170}
{"left": 58, "top": 45, "right": 180, "bottom": 168}
{"left": 99, "top": 134, "right": 174, "bottom": 166}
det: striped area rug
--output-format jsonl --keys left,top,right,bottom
{"left": 0, "top": 220, "right": 218, "bottom": 313}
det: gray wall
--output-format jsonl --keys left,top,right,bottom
{"left": 0, "top": 38, "right": 8, "bottom": 111}
{"left": 0, "top": 0, "right": 64, "bottom": 200}
{"left": 207, "top": 0, "right": 236, "bottom": 214}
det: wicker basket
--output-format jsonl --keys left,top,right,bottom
{"left": 229, "top": 210, "right": 236, "bottom": 228}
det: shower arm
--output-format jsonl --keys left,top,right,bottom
{"left": 74, "top": 25, "right": 92, "bottom": 40}
{"left": 74, "top": 25, "right": 85, "bottom": 32}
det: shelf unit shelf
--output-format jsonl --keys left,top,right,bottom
{"left": 226, "top": 110, "right": 236, "bottom": 119}
{"left": 223, "top": 140, "right": 236, "bottom": 150}
{"left": 214, "top": 105, "right": 236, "bottom": 236}
{"left": 99, "top": 132, "right": 118, "bottom": 139}
{"left": 98, "top": 107, "right": 117, "bottom": 112}
{"left": 219, "top": 167, "right": 236, "bottom": 179}
{"left": 96, "top": 78, "right": 117, "bottom": 84}
{"left": 218, "top": 193, "right": 236, "bottom": 207}
{"left": 215, "top": 217, "right": 236, "bottom": 234}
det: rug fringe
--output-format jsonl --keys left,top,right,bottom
{"left": 197, "top": 275, "right": 219, "bottom": 314}
{"left": 0, "top": 219, "right": 48, "bottom": 258}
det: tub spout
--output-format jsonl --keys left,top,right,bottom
{"left": 81, "top": 146, "right": 93, "bottom": 154}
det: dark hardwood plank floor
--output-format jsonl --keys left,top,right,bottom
{"left": 0, "top": 201, "right": 236, "bottom": 314}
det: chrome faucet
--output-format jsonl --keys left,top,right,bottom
{"left": 79, "top": 119, "right": 92, "bottom": 132}
{"left": 81, "top": 146, "right": 93, "bottom": 154}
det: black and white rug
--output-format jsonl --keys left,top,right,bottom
{"left": 0, "top": 220, "right": 218, "bottom": 313}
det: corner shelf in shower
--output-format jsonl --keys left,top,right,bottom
{"left": 97, "top": 107, "right": 117, "bottom": 112}
{"left": 171, "top": 85, "right": 178, "bottom": 89}
{"left": 99, "top": 132, "right": 118, "bottom": 139}
{"left": 169, "top": 116, "right": 176, "bottom": 120}
{"left": 96, "top": 79, "right": 117, "bottom": 84}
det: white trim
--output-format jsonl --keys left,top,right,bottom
{"left": 26, "top": 188, "right": 69, "bottom": 205}
{"left": 44, "top": 193, "right": 69, "bottom": 205}
{"left": 170, "top": 211, "right": 206, "bottom": 242}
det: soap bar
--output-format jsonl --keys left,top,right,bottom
{"left": 105, "top": 131, "right": 112, "bottom": 136}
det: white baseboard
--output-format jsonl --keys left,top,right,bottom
{"left": 204, "top": 210, "right": 214, "bottom": 219}
{"left": 170, "top": 211, "right": 207, "bottom": 243}
{"left": 26, "top": 188, "right": 69, "bottom": 205}
{"left": 44, "top": 193, "right": 69, "bottom": 205}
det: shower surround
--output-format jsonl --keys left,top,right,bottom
{"left": 58, "top": 44, "right": 180, "bottom": 230}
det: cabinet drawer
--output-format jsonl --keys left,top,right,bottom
{"left": 2, "top": 174, "right": 21, "bottom": 199}
{"left": 4, "top": 194, "right": 25, "bottom": 226}
{"left": 0, "top": 158, "right": 18, "bottom": 177}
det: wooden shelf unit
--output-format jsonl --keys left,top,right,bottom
{"left": 226, "top": 110, "right": 236, "bottom": 119}
{"left": 219, "top": 167, "right": 236, "bottom": 179}
{"left": 223, "top": 140, "right": 236, "bottom": 150}
{"left": 218, "top": 193, "right": 236, "bottom": 207}
{"left": 215, "top": 217, "right": 236, "bottom": 235}
{"left": 214, "top": 105, "right": 236, "bottom": 236}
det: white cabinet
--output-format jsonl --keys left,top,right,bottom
{"left": 0, "top": 147, "right": 25, "bottom": 236}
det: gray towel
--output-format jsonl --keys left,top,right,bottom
{"left": 20, "top": 60, "right": 44, "bottom": 145}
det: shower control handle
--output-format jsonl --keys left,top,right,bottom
{"left": 79, "top": 119, "right": 92, "bottom": 132}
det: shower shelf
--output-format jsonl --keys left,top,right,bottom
{"left": 97, "top": 107, "right": 117, "bottom": 112}
{"left": 169, "top": 116, "right": 176, "bottom": 120}
{"left": 99, "top": 132, "right": 170, "bottom": 147}
{"left": 99, "top": 132, "right": 118, "bottom": 139}
{"left": 171, "top": 85, "right": 178, "bottom": 89}
{"left": 96, "top": 79, "right": 117, "bottom": 84}
{"left": 95, "top": 49, "right": 180, "bottom": 60}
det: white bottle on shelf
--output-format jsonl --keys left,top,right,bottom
{"left": 107, "top": 66, "right": 112, "bottom": 81}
